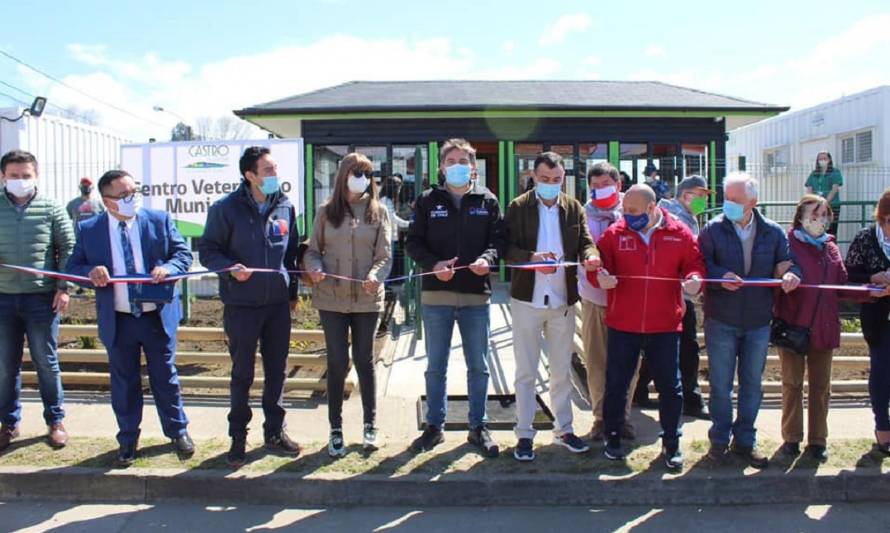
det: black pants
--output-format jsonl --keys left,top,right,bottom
{"left": 224, "top": 302, "right": 290, "bottom": 439}
{"left": 634, "top": 299, "right": 704, "bottom": 409}
{"left": 319, "top": 310, "right": 379, "bottom": 429}
{"left": 828, "top": 206, "right": 840, "bottom": 237}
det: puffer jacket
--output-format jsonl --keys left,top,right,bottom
{"left": 0, "top": 189, "right": 75, "bottom": 293}
{"left": 304, "top": 197, "right": 392, "bottom": 313}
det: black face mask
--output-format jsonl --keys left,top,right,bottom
{"left": 80, "top": 186, "right": 92, "bottom": 196}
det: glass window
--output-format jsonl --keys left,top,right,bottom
{"left": 515, "top": 143, "right": 544, "bottom": 195}
{"left": 578, "top": 143, "right": 608, "bottom": 202}
{"left": 682, "top": 144, "right": 708, "bottom": 178}
{"left": 652, "top": 144, "right": 680, "bottom": 196}
{"left": 392, "top": 145, "right": 427, "bottom": 216}
{"left": 548, "top": 144, "right": 576, "bottom": 198}
{"left": 313, "top": 145, "right": 348, "bottom": 214}
{"left": 619, "top": 143, "right": 648, "bottom": 187}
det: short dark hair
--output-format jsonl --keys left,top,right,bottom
{"left": 98, "top": 170, "right": 132, "bottom": 195}
{"left": 587, "top": 161, "right": 619, "bottom": 182}
{"left": 533, "top": 151, "right": 564, "bottom": 171}
{"left": 1, "top": 150, "right": 38, "bottom": 173}
{"left": 239, "top": 146, "right": 271, "bottom": 178}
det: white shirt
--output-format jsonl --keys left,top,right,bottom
{"left": 527, "top": 195, "right": 567, "bottom": 309}
{"left": 107, "top": 213, "right": 156, "bottom": 314}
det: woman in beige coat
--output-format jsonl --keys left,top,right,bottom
{"left": 304, "top": 153, "right": 392, "bottom": 457}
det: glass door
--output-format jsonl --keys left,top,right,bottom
{"left": 578, "top": 142, "right": 608, "bottom": 203}
{"left": 514, "top": 143, "right": 544, "bottom": 197}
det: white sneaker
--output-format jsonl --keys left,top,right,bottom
{"left": 362, "top": 423, "right": 378, "bottom": 451}
{"left": 328, "top": 429, "right": 346, "bottom": 457}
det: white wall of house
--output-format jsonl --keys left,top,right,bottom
{"left": 0, "top": 107, "right": 132, "bottom": 204}
{"left": 727, "top": 86, "right": 889, "bottom": 247}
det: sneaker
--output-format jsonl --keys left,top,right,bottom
{"left": 620, "top": 423, "right": 636, "bottom": 441}
{"left": 603, "top": 434, "right": 626, "bottom": 460}
{"left": 706, "top": 442, "right": 728, "bottom": 463}
{"left": 589, "top": 421, "right": 605, "bottom": 441}
{"left": 779, "top": 441, "right": 801, "bottom": 457}
{"left": 468, "top": 426, "right": 500, "bottom": 458}
{"left": 265, "top": 431, "right": 301, "bottom": 456}
{"left": 0, "top": 425, "right": 19, "bottom": 452}
{"left": 410, "top": 425, "right": 444, "bottom": 453}
{"left": 555, "top": 433, "right": 590, "bottom": 454}
{"left": 227, "top": 437, "right": 247, "bottom": 467}
{"left": 730, "top": 442, "right": 769, "bottom": 469}
{"left": 328, "top": 429, "right": 346, "bottom": 458}
{"left": 662, "top": 440, "right": 683, "bottom": 471}
{"left": 362, "top": 423, "right": 378, "bottom": 451}
{"left": 117, "top": 442, "right": 137, "bottom": 467}
{"left": 513, "top": 438, "right": 535, "bottom": 462}
{"left": 806, "top": 444, "right": 828, "bottom": 462}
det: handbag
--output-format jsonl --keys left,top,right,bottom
{"left": 769, "top": 258, "right": 827, "bottom": 356}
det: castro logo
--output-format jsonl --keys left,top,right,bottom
{"left": 188, "top": 144, "right": 230, "bottom": 158}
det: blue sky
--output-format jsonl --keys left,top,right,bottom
{"left": 1, "top": 0, "right": 888, "bottom": 140}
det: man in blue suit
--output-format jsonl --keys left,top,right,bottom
{"left": 66, "top": 169, "right": 194, "bottom": 466}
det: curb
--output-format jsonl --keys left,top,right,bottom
{"left": 0, "top": 466, "right": 887, "bottom": 507}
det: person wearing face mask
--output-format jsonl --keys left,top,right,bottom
{"left": 506, "top": 152, "right": 600, "bottom": 462}
{"left": 844, "top": 188, "right": 890, "bottom": 456}
{"left": 304, "top": 153, "right": 391, "bottom": 457}
{"left": 0, "top": 150, "right": 74, "bottom": 452}
{"left": 589, "top": 184, "right": 705, "bottom": 470}
{"left": 773, "top": 195, "right": 851, "bottom": 463}
{"left": 198, "top": 146, "right": 302, "bottom": 467}
{"left": 66, "top": 177, "right": 104, "bottom": 234}
{"left": 643, "top": 163, "right": 669, "bottom": 202}
{"left": 698, "top": 172, "right": 802, "bottom": 469}
{"left": 66, "top": 169, "right": 194, "bottom": 465}
{"left": 406, "top": 138, "right": 506, "bottom": 457}
{"left": 632, "top": 176, "right": 712, "bottom": 419}
{"left": 805, "top": 151, "right": 843, "bottom": 236}
{"left": 577, "top": 162, "right": 640, "bottom": 442}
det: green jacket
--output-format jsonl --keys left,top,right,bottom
{"left": 0, "top": 189, "right": 75, "bottom": 294}
{"left": 505, "top": 190, "right": 597, "bottom": 306}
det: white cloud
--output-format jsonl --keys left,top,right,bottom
{"left": 501, "top": 40, "right": 515, "bottom": 54}
{"left": 644, "top": 45, "right": 666, "bottom": 58}
{"left": 539, "top": 14, "right": 592, "bottom": 46}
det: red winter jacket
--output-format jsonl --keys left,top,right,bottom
{"left": 587, "top": 209, "right": 705, "bottom": 333}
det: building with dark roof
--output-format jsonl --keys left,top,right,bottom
{"left": 235, "top": 80, "right": 787, "bottom": 232}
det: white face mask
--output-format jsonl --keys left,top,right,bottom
{"left": 818, "top": 159, "right": 829, "bottom": 169}
{"left": 347, "top": 174, "right": 370, "bottom": 194}
{"left": 4, "top": 178, "right": 36, "bottom": 198}
{"left": 114, "top": 194, "right": 141, "bottom": 219}
{"left": 802, "top": 216, "right": 828, "bottom": 238}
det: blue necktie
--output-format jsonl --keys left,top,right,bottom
{"left": 118, "top": 221, "right": 142, "bottom": 317}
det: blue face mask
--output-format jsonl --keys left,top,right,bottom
{"left": 624, "top": 212, "right": 650, "bottom": 231}
{"left": 444, "top": 164, "right": 471, "bottom": 188}
{"left": 794, "top": 229, "right": 829, "bottom": 249}
{"left": 259, "top": 175, "right": 280, "bottom": 195}
{"left": 723, "top": 200, "right": 746, "bottom": 222}
{"left": 535, "top": 182, "right": 561, "bottom": 201}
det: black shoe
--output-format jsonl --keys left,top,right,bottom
{"left": 683, "top": 404, "right": 710, "bottom": 421}
{"left": 604, "top": 434, "right": 626, "bottom": 460}
{"left": 265, "top": 431, "right": 301, "bottom": 456}
{"left": 117, "top": 443, "right": 137, "bottom": 467}
{"left": 513, "top": 438, "right": 535, "bottom": 462}
{"left": 805, "top": 445, "right": 828, "bottom": 462}
{"left": 468, "top": 426, "right": 500, "bottom": 458}
{"left": 730, "top": 442, "right": 769, "bottom": 469}
{"left": 172, "top": 432, "right": 195, "bottom": 459}
{"left": 410, "top": 425, "right": 444, "bottom": 453}
{"left": 227, "top": 437, "right": 247, "bottom": 468}
{"left": 555, "top": 433, "right": 590, "bottom": 454}
{"left": 779, "top": 441, "right": 801, "bottom": 457}
{"left": 707, "top": 442, "right": 728, "bottom": 463}
{"left": 662, "top": 440, "right": 683, "bottom": 471}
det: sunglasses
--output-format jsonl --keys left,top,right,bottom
{"left": 103, "top": 192, "right": 139, "bottom": 202}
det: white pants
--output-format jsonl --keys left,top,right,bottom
{"left": 511, "top": 299, "right": 576, "bottom": 440}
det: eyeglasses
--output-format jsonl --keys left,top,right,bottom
{"left": 103, "top": 191, "right": 139, "bottom": 202}
{"left": 352, "top": 169, "right": 371, "bottom": 178}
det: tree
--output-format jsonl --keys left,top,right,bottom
{"left": 194, "top": 115, "right": 253, "bottom": 140}
{"left": 170, "top": 122, "right": 194, "bottom": 141}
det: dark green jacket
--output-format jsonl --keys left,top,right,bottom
{"left": 0, "top": 189, "right": 75, "bottom": 293}
{"left": 505, "top": 190, "right": 597, "bottom": 306}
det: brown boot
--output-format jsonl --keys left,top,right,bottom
{"left": 48, "top": 423, "right": 68, "bottom": 449}
{"left": 0, "top": 425, "right": 20, "bottom": 452}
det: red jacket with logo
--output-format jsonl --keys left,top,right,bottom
{"left": 587, "top": 208, "right": 706, "bottom": 333}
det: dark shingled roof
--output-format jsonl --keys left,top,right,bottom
{"left": 236, "top": 80, "right": 787, "bottom": 116}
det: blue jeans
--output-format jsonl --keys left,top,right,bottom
{"left": 604, "top": 328, "right": 682, "bottom": 442}
{"left": 866, "top": 324, "right": 890, "bottom": 431}
{"left": 422, "top": 304, "right": 490, "bottom": 429}
{"left": 0, "top": 292, "right": 64, "bottom": 427}
{"left": 705, "top": 318, "right": 770, "bottom": 448}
